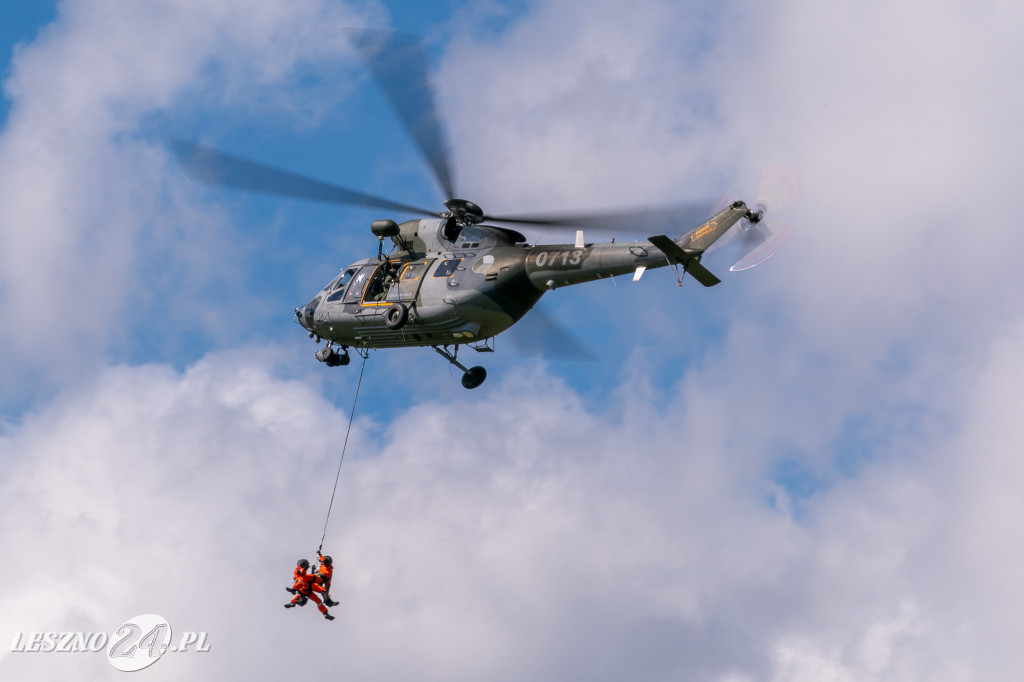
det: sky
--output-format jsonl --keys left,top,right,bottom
{"left": 1, "top": 0, "right": 1023, "bottom": 680}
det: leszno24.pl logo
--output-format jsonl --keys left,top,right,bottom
{"left": 10, "top": 613, "right": 210, "bottom": 672}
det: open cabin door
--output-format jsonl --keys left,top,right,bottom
{"left": 387, "top": 259, "right": 435, "bottom": 303}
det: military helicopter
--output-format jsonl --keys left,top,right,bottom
{"left": 173, "top": 29, "right": 796, "bottom": 388}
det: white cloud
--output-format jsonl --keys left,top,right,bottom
{"left": 1, "top": 318, "right": 1023, "bottom": 680}
{"left": 0, "top": 0, "right": 382, "bottom": 399}
{"left": 443, "top": 0, "right": 1024, "bottom": 351}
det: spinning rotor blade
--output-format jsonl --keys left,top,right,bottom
{"left": 728, "top": 220, "right": 793, "bottom": 271}
{"left": 755, "top": 164, "right": 803, "bottom": 213}
{"left": 348, "top": 29, "right": 457, "bottom": 201}
{"left": 710, "top": 166, "right": 802, "bottom": 272}
{"left": 484, "top": 201, "right": 714, "bottom": 235}
{"left": 171, "top": 140, "right": 438, "bottom": 217}
{"left": 503, "top": 306, "right": 596, "bottom": 361}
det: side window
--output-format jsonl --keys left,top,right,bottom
{"left": 334, "top": 268, "right": 356, "bottom": 290}
{"left": 325, "top": 268, "right": 357, "bottom": 302}
{"left": 342, "top": 266, "right": 375, "bottom": 304}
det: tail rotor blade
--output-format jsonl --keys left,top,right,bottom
{"left": 729, "top": 221, "right": 793, "bottom": 271}
{"left": 755, "top": 165, "right": 803, "bottom": 213}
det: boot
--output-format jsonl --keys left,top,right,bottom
{"left": 324, "top": 613, "right": 335, "bottom": 621}
{"left": 324, "top": 597, "right": 339, "bottom": 607}
{"left": 284, "top": 603, "right": 296, "bottom": 608}
{"left": 285, "top": 587, "right": 297, "bottom": 594}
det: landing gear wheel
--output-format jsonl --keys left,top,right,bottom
{"left": 318, "top": 345, "right": 351, "bottom": 367}
{"left": 461, "top": 366, "right": 487, "bottom": 389}
{"left": 384, "top": 303, "right": 409, "bottom": 329}
{"left": 432, "top": 345, "right": 487, "bottom": 388}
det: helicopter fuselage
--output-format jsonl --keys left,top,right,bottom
{"left": 296, "top": 202, "right": 749, "bottom": 351}
{"left": 174, "top": 28, "right": 778, "bottom": 388}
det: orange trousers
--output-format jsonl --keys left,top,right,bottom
{"left": 290, "top": 582, "right": 328, "bottom": 615}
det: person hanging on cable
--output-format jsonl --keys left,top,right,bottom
{"left": 291, "top": 559, "right": 310, "bottom": 588}
{"left": 284, "top": 558, "right": 311, "bottom": 605}
{"left": 316, "top": 551, "right": 339, "bottom": 607}
{"left": 284, "top": 558, "right": 335, "bottom": 621}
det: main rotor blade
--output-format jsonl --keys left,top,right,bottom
{"left": 348, "top": 29, "right": 457, "bottom": 201}
{"left": 503, "top": 306, "right": 596, "bottom": 361}
{"left": 484, "top": 201, "right": 714, "bottom": 234}
{"left": 171, "top": 140, "right": 438, "bottom": 217}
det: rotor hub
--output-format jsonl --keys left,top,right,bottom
{"left": 744, "top": 202, "right": 767, "bottom": 225}
{"left": 443, "top": 198, "right": 485, "bottom": 226}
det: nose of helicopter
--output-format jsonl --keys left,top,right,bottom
{"left": 295, "top": 306, "right": 309, "bottom": 330}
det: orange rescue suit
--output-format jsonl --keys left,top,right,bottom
{"left": 289, "top": 572, "right": 328, "bottom": 615}
{"left": 317, "top": 562, "right": 333, "bottom": 591}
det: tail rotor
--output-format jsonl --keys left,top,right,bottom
{"left": 711, "top": 166, "right": 803, "bottom": 271}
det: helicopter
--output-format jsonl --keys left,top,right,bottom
{"left": 173, "top": 29, "right": 795, "bottom": 389}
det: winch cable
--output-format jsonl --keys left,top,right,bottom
{"left": 318, "top": 353, "right": 368, "bottom": 553}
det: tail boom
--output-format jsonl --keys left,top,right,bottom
{"left": 523, "top": 201, "right": 750, "bottom": 290}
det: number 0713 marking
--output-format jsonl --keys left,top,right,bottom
{"left": 534, "top": 250, "right": 583, "bottom": 267}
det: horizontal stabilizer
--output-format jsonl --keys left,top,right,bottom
{"left": 648, "top": 234, "right": 692, "bottom": 263}
{"left": 683, "top": 260, "right": 721, "bottom": 287}
{"left": 648, "top": 234, "right": 721, "bottom": 287}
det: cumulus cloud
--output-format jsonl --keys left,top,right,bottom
{"left": 0, "top": 0, "right": 383, "bottom": 402}
{"left": 0, "top": 353, "right": 350, "bottom": 680}
{"left": 443, "top": 0, "right": 1024, "bottom": 347}
{"left": 1, "top": 322, "right": 1023, "bottom": 680}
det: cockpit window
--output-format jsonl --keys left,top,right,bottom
{"left": 325, "top": 268, "right": 358, "bottom": 302}
{"left": 333, "top": 268, "right": 356, "bottom": 290}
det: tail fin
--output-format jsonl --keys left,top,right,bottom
{"left": 647, "top": 202, "right": 750, "bottom": 287}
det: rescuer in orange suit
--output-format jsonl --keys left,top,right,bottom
{"left": 284, "top": 558, "right": 334, "bottom": 621}
{"left": 284, "top": 558, "right": 311, "bottom": 606}
{"left": 316, "top": 552, "right": 339, "bottom": 607}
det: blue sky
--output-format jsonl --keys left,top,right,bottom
{"left": 2, "top": 1, "right": 1024, "bottom": 680}
{"left": 0, "top": 2, "right": 58, "bottom": 123}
